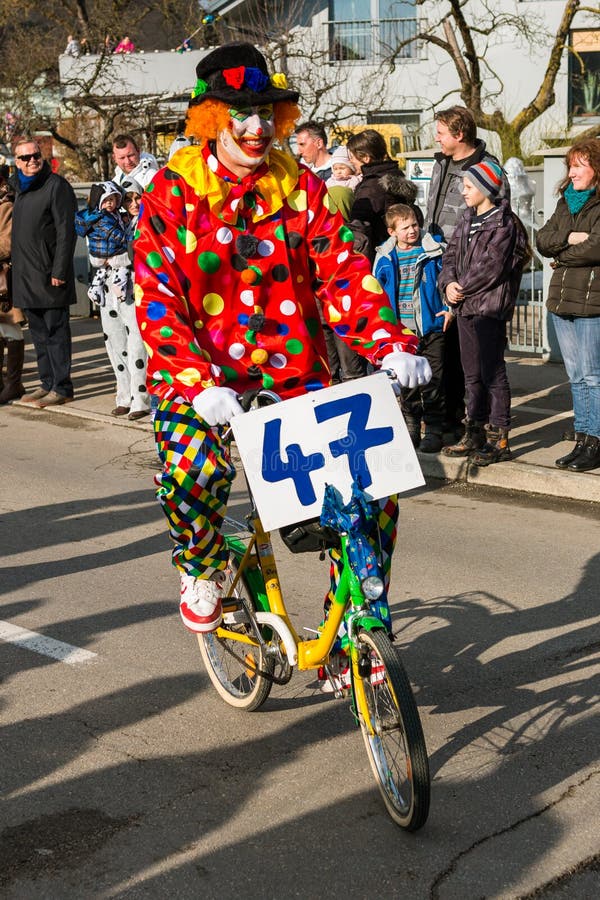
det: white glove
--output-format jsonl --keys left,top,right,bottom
{"left": 192, "top": 386, "right": 243, "bottom": 427}
{"left": 380, "top": 351, "right": 432, "bottom": 389}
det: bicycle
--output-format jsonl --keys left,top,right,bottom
{"left": 196, "top": 384, "right": 431, "bottom": 831}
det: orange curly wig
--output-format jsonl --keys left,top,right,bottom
{"left": 185, "top": 99, "right": 300, "bottom": 146}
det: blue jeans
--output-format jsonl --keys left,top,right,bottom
{"left": 552, "top": 314, "right": 600, "bottom": 439}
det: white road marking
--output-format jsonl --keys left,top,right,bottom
{"left": 0, "top": 621, "right": 97, "bottom": 664}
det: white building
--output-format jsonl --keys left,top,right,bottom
{"left": 203, "top": 0, "right": 600, "bottom": 159}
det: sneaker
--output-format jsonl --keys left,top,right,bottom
{"left": 180, "top": 573, "right": 223, "bottom": 633}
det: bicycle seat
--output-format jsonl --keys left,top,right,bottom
{"left": 279, "top": 518, "right": 340, "bottom": 554}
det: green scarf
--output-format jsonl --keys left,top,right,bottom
{"left": 564, "top": 182, "right": 596, "bottom": 214}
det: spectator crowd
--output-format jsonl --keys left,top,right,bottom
{"left": 0, "top": 90, "right": 598, "bottom": 474}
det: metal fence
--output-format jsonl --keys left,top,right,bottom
{"left": 508, "top": 219, "right": 546, "bottom": 354}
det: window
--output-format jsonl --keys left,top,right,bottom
{"left": 367, "top": 110, "right": 422, "bottom": 154}
{"left": 328, "top": 0, "right": 417, "bottom": 62}
{"left": 569, "top": 30, "right": 600, "bottom": 123}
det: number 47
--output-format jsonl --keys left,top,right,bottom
{"left": 261, "top": 393, "right": 394, "bottom": 505}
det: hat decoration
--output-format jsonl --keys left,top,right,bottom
{"left": 189, "top": 42, "right": 299, "bottom": 107}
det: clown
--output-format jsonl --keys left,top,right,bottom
{"left": 134, "top": 43, "right": 431, "bottom": 634}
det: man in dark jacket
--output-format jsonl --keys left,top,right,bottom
{"left": 424, "top": 106, "right": 511, "bottom": 439}
{"left": 11, "top": 138, "right": 78, "bottom": 406}
{"left": 426, "top": 106, "right": 510, "bottom": 243}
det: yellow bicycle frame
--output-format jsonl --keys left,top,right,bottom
{"left": 216, "top": 511, "right": 349, "bottom": 671}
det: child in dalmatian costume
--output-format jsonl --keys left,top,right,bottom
{"left": 76, "top": 181, "right": 150, "bottom": 419}
{"left": 134, "top": 43, "right": 431, "bottom": 633}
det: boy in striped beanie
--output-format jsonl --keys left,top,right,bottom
{"left": 464, "top": 159, "right": 503, "bottom": 200}
{"left": 438, "top": 156, "right": 530, "bottom": 465}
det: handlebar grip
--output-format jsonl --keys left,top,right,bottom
{"left": 238, "top": 388, "right": 261, "bottom": 413}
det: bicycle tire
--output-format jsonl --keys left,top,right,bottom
{"left": 197, "top": 556, "right": 274, "bottom": 711}
{"left": 351, "top": 628, "right": 430, "bottom": 830}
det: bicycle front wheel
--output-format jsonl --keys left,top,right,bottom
{"left": 198, "top": 557, "right": 274, "bottom": 711}
{"left": 351, "top": 629, "right": 430, "bottom": 830}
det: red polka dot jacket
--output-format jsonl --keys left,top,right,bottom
{"left": 134, "top": 145, "right": 418, "bottom": 403}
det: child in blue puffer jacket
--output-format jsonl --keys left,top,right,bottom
{"left": 75, "top": 181, "right": 130, "bottom": 305}
{"left": 374, "top": 203, "right": 452, "bottom": 452}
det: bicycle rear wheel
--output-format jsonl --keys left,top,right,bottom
{"left": 351, "top": 628, "right": 430, "bottom": 830}
{"left": 198, "top": 557, "right": 274, "bottom": 711}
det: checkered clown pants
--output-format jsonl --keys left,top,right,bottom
{"left": 153, "top": 398, "right": 399, "bottom": 610}
{"left": 154, "top": 398, "right": 236, "bottom": 579}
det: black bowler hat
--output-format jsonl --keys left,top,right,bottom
{"left": 189, "top": 42, "right": 299, "bottom": 107}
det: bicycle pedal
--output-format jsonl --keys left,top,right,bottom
{"left": 222, "top": 601, "right": 251, "bottom": 625}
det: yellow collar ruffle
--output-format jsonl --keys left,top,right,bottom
{"left": 168, "top": 146, "right": 299, "bottom": 224}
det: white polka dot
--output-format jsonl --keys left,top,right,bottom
{"left": 256, "top": 205, "right": 264, "bottom": 216}
{"left": 280, "top": 299, "right": 296, "bottom": 316}
{"left": 151, "top": 369, "right": 164, "bottom": 380}
{"left": 258, "top": 240, "right": 274, "bottom": 256}
{"left": 210, "top": 363, "right": 222, "bottom": 378}
{"left": 240, "top": 290, "right": 254, "bottom": 306}
{"left": 229, "top": 343, "right": 245, "bottom": 360}
{"left": 372, "top": 328, "right": 392, "bottom": 341}
{"left": 270, "top": 353, "right": 287, "bottom": 368}
{"left": 231, "top": 198, "right": 240, "bottom": 211}
{"left": 163, "top": 246, "right": 175, "bottom": 263}
{"left": 337, "top": 250, "right": 349, "bottom": 264}
{"left": 307, "top": 209, "right": 315, "bottom": 223}
{"left": 341, "top": 294, "right": 352, "bottom": 312}
{"left": 216, "top": 227, "right": 233, "bottom": 244}
{"left": 207, "top": 154, "right": 218, "bottom": 172}
{"left": 158, "top": 283, "right": 175, "bottom": 297}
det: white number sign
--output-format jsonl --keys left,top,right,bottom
{"left": 230, "top": 374, "right": 424, "bottom": 531}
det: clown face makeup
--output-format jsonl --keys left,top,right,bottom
{"left": 217, "top": 105, "right": 275, "bottom": 176}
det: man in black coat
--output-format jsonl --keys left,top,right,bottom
{"left": 11, "top": 138, "right": 78, "bottom": 406}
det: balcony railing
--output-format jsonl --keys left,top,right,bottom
{"left": 327, "top": 18, "right": 419, "bottom": 62}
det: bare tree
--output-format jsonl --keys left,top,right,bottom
{"left": 0, "top": 0, "right": 200, "bottom": 176}
{"left": 385, "top": 0, "right": 599, "bottom": 160}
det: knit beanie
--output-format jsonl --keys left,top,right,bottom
{"left": 330, "top": 145, "right": 356, "bottom": 173}
{"left": 464, "top": 160, "right": 503, "bottom": 199}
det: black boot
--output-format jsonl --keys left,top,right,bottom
{"left": 567, "top": 435, "right": 600, "bottom": 472}
{"left": 404, "top": 415, "right": 421, "bottom": 449}
{"left": 420, "top": 427, "right": 444, "bottom": 454}
{"left": 0, "top": 337, "right": 4, "bottom": 396}
{"left": 471, "top": 426, "right": 512, "bottom": 467}
{"left": 442, "top": 419, "right": 486, "bottom": 457}
{"left": 0, "top": 340, "right": 25, "bottom": 404}
{"left": 555, "top": 433, "right": 587, "bottom": 469}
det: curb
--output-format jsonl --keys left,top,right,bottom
{"left": 417, "top": 451, "right": 600, "bottom": 504}
{"left": 7, "top": 398, "right": 599, "bottom": 505}
{"left": 10, "top": 400, "right": 153, "bottom": 430}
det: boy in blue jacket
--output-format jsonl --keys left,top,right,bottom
{"left": 374, "top": 203, "right": 452, "bottom": 452}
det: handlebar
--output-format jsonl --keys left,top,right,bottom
{"left": 236, "top": 371, "right": 399, "bottom": 417}
{"left": 237, "top": 387, "right": 282, "bottom": 413}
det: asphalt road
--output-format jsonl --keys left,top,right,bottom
{"left": 1, "top": 406, "right": 599, "bottom": 899}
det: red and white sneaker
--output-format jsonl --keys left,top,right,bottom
{"left": 180, "top": 573, "right": 223, "bottom": 633}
